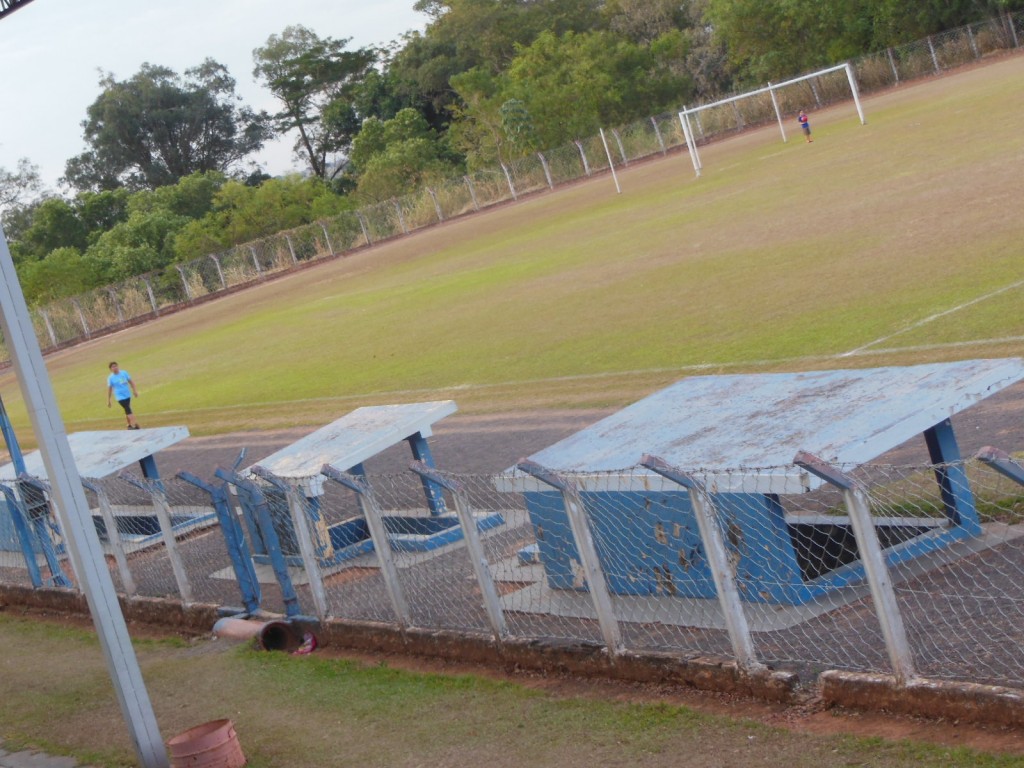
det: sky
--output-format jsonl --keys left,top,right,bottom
{"left": 0, "top": 0, "right": 429, "bottom": 191}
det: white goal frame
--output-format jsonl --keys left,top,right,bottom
{"left": 679, "top": 62, "right": 866, "bottom": 177}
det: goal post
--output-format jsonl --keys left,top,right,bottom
{"left": 679, "top": 62, "right": 867, "bottom": 177}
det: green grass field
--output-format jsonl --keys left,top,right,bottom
{"left": 3, "top": 54, "right": 1024, "bottom": 438}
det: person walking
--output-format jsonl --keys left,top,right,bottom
{"left": 798, "top": 110, "right": 813, "bottom": 143}
{"left": 106, "top": 361, "right": 140, "bottom": 429}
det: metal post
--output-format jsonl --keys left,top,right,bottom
{"left": 1008, "top": 11, "right": 1020, "bottom": 47}
{"left": 410, "top": 462, "right": 507, "bottom": 642}
{"left": 17, "top": 476, "right": 73, "bottom": 588}
{"left": 284, "top": 234, "right": 298, "bottom": 264}
{"left": 977, "top": 446, "right": 1024, "bottom": 485}
{"left": 887, "top": 48, "right": 901, "bottom": 85}
{"left": 427, "top": 188, "right": 444, "bottom": 222}
{"left": 141, "top": 277, "right": 159, "bottom": 315}
{"left": 464, "top": 176, "right": 480, "bottom": 211}
{"left": 575, "top": 141, "right": 592, "bottom": 177}
{"left": 174, "top": 265, "right": 192, "bottom": 301}
{"left": 845, "top": 62, "right": 867, "bottom": 125}
{"left": 968, "top": 25, "right": 979, "bottom": 58}
{"left": 71, "top": 299, "right": 90, "bottom": 338}
{"left": 515, "top": 460, "right": 622, "bottom": 658}
{"left": 640, "top": 456, "right": 762, "bottom": 672}
{"left": 393, "top": 200, "right": 408, "bottom": 234}
{"left": 249, "top": 246, "right": 262, "bottom": 275}
{"left": 81, "top": 479, "right": 136, "bottom": 598}
{"left": 537, "top": 152, "right": 554, "bottom": 189}
{"left": 611, "top": 128, "right": 628, "bottom": 165}
{"left": 250, "top": 466, "right": 330, "bottom": 622}
{"left": 928, "top": 36, "right": 941, "bottom": 72}
{"left": 795, "top": 451, "right": 917, "bottom": 685}
{"left": 321, "top": 465, "right": 411, "bottom": 628}
{"left": 598, "top": 129, "right": 622, "bottom": 195}
{"left": 500, "top": 163, "right": 518, "bottom": 201}
{"left": 405, "top": 433, "right": 446, "bottom": 515}
{"left": 768, "top": 83, "right": 788, "bottom": 143}
{"left": 108, "top": 288, "right": 124, "bottom": 324}
{"left": 679, "top": 109, "right": 702, "bottom": 178}
{"left": 355, "top": 212, "right": 372, "bottom": 245}
{"left": 209, "top": 255, "right": 226, "bottom": 290}
{"left": 319, "top": 222, "right": 334, "bottom": 256}
{"left": 119, "top": 472, "right": 193, "bottom": 604}
{"left": 0, "top": 224, "right": 169, "bottom": 768}
{"left": 39, "top": 309, "right": 57, "bottom": 348}
{"left": 650, "top": 116, "right": 667, "bottom": 155}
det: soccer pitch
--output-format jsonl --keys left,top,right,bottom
{"left": 3, "top": 54, "right": 1024, "bottom": 438}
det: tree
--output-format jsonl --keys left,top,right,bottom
{"left": 0, "top": 158, "right": 42, "bottom": 212}
{"left": 253, "top": 25, "right": 376, "bottom": 180}
{"left": 64, "top": 60, "right": 270, "bottom": 192}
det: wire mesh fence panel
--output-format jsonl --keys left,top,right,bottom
{"left": 652, "top": 113, "right": 686, "bottom": 152}
{"left": 973, "top": 17, "right": 1017, "bottom": 55}
{"left": 858, "top": 460, "right": 1024, "bottom": 688}
{"left": 854, "top": 52, "right": 899, "bottom": 93}
{"left": 178, "top": 257, "right": 219, "bottom": 300}
{"left": 932, "top": 27, "right": 979, "bottom": 69}
{"left": 506, "top": 154, "right": 550, "bottom": 197}
{"left": 287, "top": 224, "right": 329, "bottom": 263}
{"left": 432, "top": 176, "right": 479, "bottom": 220}
{"left": 323, "top": 212, "right": 369, "bottom": 254}
{"left": 893, "top": 39, "right": 942, "bottom": 80}
{"left": 150, "top": 268, "right": 190, "bottom": 308}
{"left": 541, "top": 144, "right": 587, "bottom": 185}
{"left": 397, "top": 190, "right": 442, "bottom": 232}
{"left": 613, "top": 119, "right": 665, "bottom": 164}
{"left": 218, "top": 246, "right": 262, "bottom": 288}
{"left": 75, "top": 288, "right": 122, "bottom": 337}
{"left": 361, "top": 200, "right": 405, "bottom": 243}
{"left": 466, "top": 169, "right": 515, "bottom": 209}
{"left": 577, "top": 135, "right": 611, "bottom": 174}
{"left": 116, "top": 276, "right": 160, "bottom": 320}
{"left": 32, "top": 301, "right": 85, "bottom": 347}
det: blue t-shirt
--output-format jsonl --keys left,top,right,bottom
{"left": 107, "top": 370, "right": 133, "bottom": 400}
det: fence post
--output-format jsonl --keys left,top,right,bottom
{"left": 464, "top": 176, "right": 480, "bottom": 211}
{"left": 250, "top": 466, "right": 331, "bottom": 622}
{"left": 70, "top": 299, "right": 90, "bottom": 338}
{"left": 394, "top": 200, "right": 409, "bottom": 234}
{"left": 794, "top": 452, "right": 917, "bottom": 685}
{"left": 321, "top": 465, "right": 412, "bottom": 629}
{"left": 140, "top": 276, "right": 159, "bottom": 316}
{"left": 574, "top": 140, "right": 592, "bottom": 177}
{"left": 515, "top": 460, "right": 622, "bottom": 659}
{"left": 928, "top": 36, "right": 941, "bottom": 72}
{"left": 249, "top": 245, "right": 262, "bottom": 275}
{"left": 174, "top": 265, "right": 192, "bottom": 301}
{"left": 640, "top": 456, "right": 762, "bottom": 673}
{"left": 284, "top": 234, "right": 298, "bottom": 264}
{"left": 732, "top": 101, "right": 745, "bottom": 129}
{"left": 209, "top": 254, "right": 226, "bottom": 290}
{"left": 319, "top": 222, "right": 335, "bottom": 256}
{"left": 119, "top": 472, "right": 194, "bottom": 605}
{"left": 1009, "top": 11, "right": 1020, "bottom": 47}
{"left": 598, "top": 128, "right": 622, "bottom": 195}
{"left": 410, "top": 462, "right": 507, "bottom": 643}
{"left": 355, "top": 211, "right": 372, "bottom": 245}
{"left": 650, "top": 116, "right": 667, "bottom": 155}
{"left": 886, "top": 47, "right": 901, "bottom": 85}
{"left": 39, "top": 309, "right": 57, "bottom": 348}
{"left": 82, "top": 479, "right": 136, "bottom": 598}
{"left": 967, "top": 25, "right": 980, "bottom": 58}
{"left": 107, "top": 289, "right": 124, "bottom": 324}
{"left": 537, "top": 152, "right": 554, "bottom": 189}
{"left": 500, "top": 163, "right": 518, "bottom": 201}
{"left": 611, "top": 128, "right": 628, "bottom": 165}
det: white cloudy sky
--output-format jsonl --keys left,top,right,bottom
{"left": 0, "top": 0, "right": 428, "bottom": 190}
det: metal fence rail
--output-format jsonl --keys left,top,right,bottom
{"left": 2, "top": 11, "right": 1020, "bottom": 361}
{"left": 4, "top": 453, "right": 1024, "bottom": 693}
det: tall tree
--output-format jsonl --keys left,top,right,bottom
{"left": 253, "top": 25, "right": 376, "bottom": 180}
{"left": 64, "top": 60, "right": 269, "bottom": 192}
{"left": 0, "top": 158, "right": 42, "bottom": 212}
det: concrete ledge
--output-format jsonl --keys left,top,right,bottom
{"left": 821, "top": 670, "right": 1024, "bottom": 726}
{"left": 0, "top": 584, "right": 797, "bottom": 703}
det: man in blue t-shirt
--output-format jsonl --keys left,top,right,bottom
{"left": 106, "top": 361, "right": 140, "bottom": 429}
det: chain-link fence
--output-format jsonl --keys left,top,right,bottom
{"left": 3, "top": 12, "right": 1019, "bottom": 362}
{"left": 4, "top": 452, "right": 1024, "bottom": 693}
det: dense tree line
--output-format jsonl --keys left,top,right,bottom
{"left": 1, "top": 0, "right": 1019, "bottom": 306}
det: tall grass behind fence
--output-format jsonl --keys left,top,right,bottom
{"left": 4, "top": 455, "right": 1024, "bottom": 692}
{"left": 2, "top": 12, "right": 1020, "bottom": 362}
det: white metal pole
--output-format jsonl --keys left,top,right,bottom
{"left": 678, "top": 109, "right": 701, "bottom": 178}
{"left": 598, "top": 128, "right": 622, "bottom": 194}
{"left": 86, "top": 481, "right": 137, "bottom": 597}
{"left": 0, "top": 226, "right": 169, "bottom": 768}
{"left": 285, "top": 486, "right": 330, "bottom": 621}
{"left": 845, "top": 62, "right": 867, "bottom": 125}
{"left": 795, "top": 452, "right": 916, "bottom": 685}
{"left": 768, "top": 83, "right": 788, "bottom": 143}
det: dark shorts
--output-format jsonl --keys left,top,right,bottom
{"left": 117, "top": 398, "right": 133, "bottom": 415}
{"left": 801, "top": 123, "right": 811, "bottom": 134}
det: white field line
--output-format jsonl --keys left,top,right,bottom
{"left": 842, "top": 278, "right": 1024, "bottom": 357}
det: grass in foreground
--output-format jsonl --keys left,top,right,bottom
{"left": 0, "top": 614, "right": 1022, "bottom": 767}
